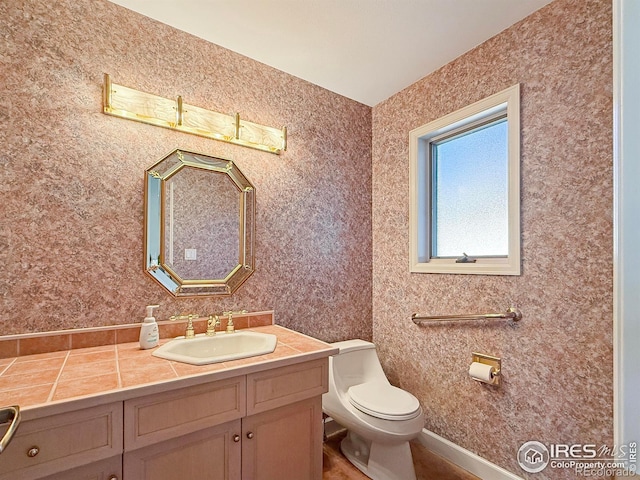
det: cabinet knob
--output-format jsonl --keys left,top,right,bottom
{"left": 108, "top": 476, "right": 118, "bottom": 480}
{"left": 233, "top": 434, "right": 240, "bottom": 442}
{"left": 27, "top": 446, "right": 39, "bottom": 457}
{"left": 246, "top": 432, "right": 254, "bottom": 439}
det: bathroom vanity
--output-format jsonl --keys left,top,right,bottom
{"left": 0, "top": 325, "right": 336, "bottom": 480}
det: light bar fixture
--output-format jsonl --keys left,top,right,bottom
{"left": 102, "top": 73, "right": 287, "bottom": 154}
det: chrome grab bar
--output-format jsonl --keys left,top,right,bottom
{"left": 412, "top": 307, "right": 522, "bottom": 324}
{"left": 0, "top": 405, "right": 21, "bottom": 454}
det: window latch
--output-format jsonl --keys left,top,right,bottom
{"left": 456, "top": 252, "right": 477, "bottom": 263}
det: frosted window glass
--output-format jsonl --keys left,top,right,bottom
{"left": 431, "top": 119, "right": 508, "bottom": 257}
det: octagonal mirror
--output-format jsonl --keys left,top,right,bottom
{"left": 144, "top": 149, "right": 255, "bottom": 296}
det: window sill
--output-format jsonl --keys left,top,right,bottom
{"left": 410, "top": 258, "right": 520, "bottom": 275}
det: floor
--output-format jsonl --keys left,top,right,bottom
{"left": 322, "top": 430, "right": 481, "bottom": 480}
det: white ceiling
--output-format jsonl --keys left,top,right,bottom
{"left": 108, "top": 0, "right": 553, "bottom": 106}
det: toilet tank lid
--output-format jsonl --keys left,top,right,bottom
{"left": 331, "top": 339, "right": 375, "bottom": 354}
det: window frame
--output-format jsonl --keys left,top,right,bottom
{"left": 409, "top": 84, "right": 521, "bottom": 275}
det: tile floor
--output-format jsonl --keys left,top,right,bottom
{"left": 323, "top": 430, "right": 481, "bottom": 480}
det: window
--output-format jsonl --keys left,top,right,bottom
{"left": 409, "top": 84, "right": 520, "bottom": 275}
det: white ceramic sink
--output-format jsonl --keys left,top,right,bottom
{"left": 152, "top": 331, "right": 278, "bottom": 365}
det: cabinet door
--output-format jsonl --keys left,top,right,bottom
{"left": 123, "top": 419, "right": 241, "bottom": 480}
{"left": 242, "top": 397, "right": 322, "bottom": 480}
{"left": 39, "top": 456, "right": 122, "bottom": 480}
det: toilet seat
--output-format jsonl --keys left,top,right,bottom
{"left": 347, "top": 381, "right": 421, "bottom": 421}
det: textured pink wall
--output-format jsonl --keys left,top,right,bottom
{"left": 371, "top": 0, "right": 612, "bottom": 478}
{"left": 0, "top": 0, "right": 372, "bottom": 342}
{"left": 1, "top": 0, "right": 615, "bottom": 476}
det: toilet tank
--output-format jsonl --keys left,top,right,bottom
{"left": 330, "top": 340, "right": 389, "bottom": 390}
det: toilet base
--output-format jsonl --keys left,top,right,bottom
{"left": 340, "top": 431, "right": 417, "bottom": 480}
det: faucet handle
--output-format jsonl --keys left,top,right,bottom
{"left": 185, "top": 314, "right": 197, "bottom": 339}
{"left": 169, "top": 314, "right": 200, "bottom": 339}
{"left": 221, "top": 310, "right": 247, "bottom": 334}
{"left": 223, "top": 311, "right": 235, "bottom": 334}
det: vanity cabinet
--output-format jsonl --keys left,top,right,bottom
{"left": 0, "top": 357, "right": 327, "bottom": 480}
{"left": 123, "top": 358, "right": 326, "bottom": 480}
{"left": 124, "top": 397, "right": 322, "bottom": 480}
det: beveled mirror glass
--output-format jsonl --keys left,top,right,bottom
{"left": 144, "top": 149, "right": 255, "bottom": 296}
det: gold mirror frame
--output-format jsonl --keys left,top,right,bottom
{"left": 144, "top": 149, "right": 255, "bottom": 296}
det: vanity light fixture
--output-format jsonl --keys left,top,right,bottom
{"left": 102, "top": 73, "right": 287, "bottom": 154}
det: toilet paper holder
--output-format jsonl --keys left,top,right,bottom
{"left": 470, "top": 353, "right": 501, "bottom": 386}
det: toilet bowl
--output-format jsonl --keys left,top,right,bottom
{"left": 322, "top": 339, "right": 425, "bottom": 480}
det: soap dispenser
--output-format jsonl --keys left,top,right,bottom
{"left": 139, "top": 304, "right": 160, "bottom": 349}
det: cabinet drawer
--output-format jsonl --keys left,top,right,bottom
{"left": 246, "top": 358, "right": 328, "bottom": 415}
{"left": 124, "top": 376, "right": 245, "bottom": 450}
{"left": 39, "top": 455, "right": 122, "bottom": 480}
{"left": 0, "top": 402, "right": 123, "bottom": 480}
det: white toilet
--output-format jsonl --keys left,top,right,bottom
{"left": 322, "top": 339, "right": 425, "bottom": 480}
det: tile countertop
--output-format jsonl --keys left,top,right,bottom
{"left": 0, "top": 325, "right": 338, "bottom": 417}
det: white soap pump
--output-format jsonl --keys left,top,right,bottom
{"left": 139, "top": 304, "right": 160, "bottom": 349}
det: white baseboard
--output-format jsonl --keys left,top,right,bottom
{"left": 323, "top": 416, "right": 347, "bottom": 438}
{"left": 417, "top": 429, "right": 524, "bottom": 480}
